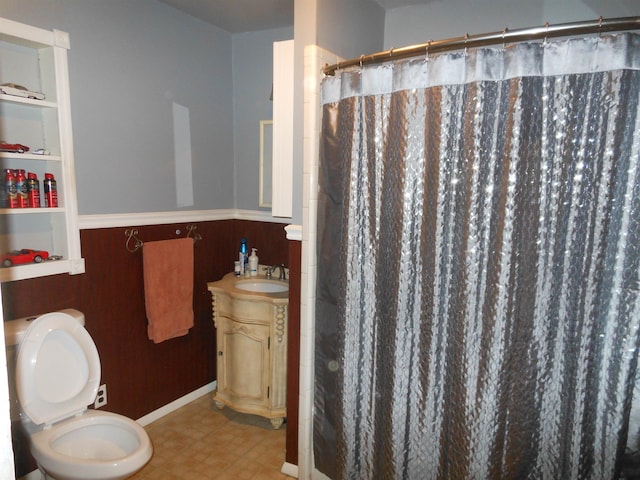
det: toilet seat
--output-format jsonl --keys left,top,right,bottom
{"left": 16, "top": 311, "right": 101, "bottom": 426}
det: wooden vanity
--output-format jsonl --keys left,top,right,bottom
{"left": 207, "top": 272, "right": 288, "bottom": 429}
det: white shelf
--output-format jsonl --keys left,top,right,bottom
{"left": 0, "top": 17, "right": 84, "bottom": 282}
{"left": 0, "top": 207, "right": 65, "bottom": 214}
{"left": 0, "top": 93, "right": 56, "bottom": 108}
{"left": 0, "top": 258, "right": 85, "bottom": 282}
{"left": 0, "top": 152, "right": 62, "bottom": 161}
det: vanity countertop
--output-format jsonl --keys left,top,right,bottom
{"left": 207, "top": 271, "right": 289, "bottom": 303}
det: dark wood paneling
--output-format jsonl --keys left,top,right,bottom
{"left": 2, "top": 218, "right": 299, "bottom": 474}
{"left": 286, "top": 239, "right": 301, "bottom": 465}
{"left": 233, "top": 220, "right": 290, "bottom": 268}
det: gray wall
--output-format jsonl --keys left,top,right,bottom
{"left": 1, "top": 0, "right": 237, "bottom": 215}
{"left": 233, "top": 26, "right": 293, "bottom": 212}
{"left": 289, "top": 0, "right": 385, "bottom": 225}
{"left": 4, "top": 0, "right": 638, "bottom": 219}
{"left": 384, "top": 0, "right": 640, "bottom": 49}
{"left": 316, "top": 0, "right": 385, "bottom": 63}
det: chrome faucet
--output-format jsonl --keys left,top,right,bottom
{"left": 265, "top": 263, "right": 287, "bottom": 280}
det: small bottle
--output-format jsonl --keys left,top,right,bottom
{"left": 234, "top": 261, "right": 241, "bottom": 277}
{"left": 15, "top": 169, "right": 27, "bottom": 208}
{"left": 43, "top": 173, "right": 58, "bottom": 207}
{"left": 249, "top": 248, "right": 259, "bottom": 276}
{"left": 4, "top": 169, "right": 17, "bottom": 208}
{"left": 27, "top": 172, "right": 41, "bottom": 208}
{"left": 239, "top": 238, "right": 248, "bottom": 276}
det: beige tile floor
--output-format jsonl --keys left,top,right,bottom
{"left": 130, "top": 393, "right": 291, "bottom": 480}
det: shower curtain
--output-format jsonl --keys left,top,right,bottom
{"left": 315, "top": 33, "right": 640, "bottom": 479}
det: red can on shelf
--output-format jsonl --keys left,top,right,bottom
{"left": 4, "top": 169, "right": 17, "bottom": 208}
{"left": 15, "top": 169, "right": 27, "bottom": 208}
{"left": 27, "top": 172, "right": 41, "bottom": 208}
{"left": 43, "top": 173, "right": 58, "bottom": 208}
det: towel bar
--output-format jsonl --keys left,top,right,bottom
{"left": 125, "top": 225, "right": 201, "bottom": 253}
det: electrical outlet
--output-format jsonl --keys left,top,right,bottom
{"left": 94, "top": 384, "right": 107, "bottom": 409}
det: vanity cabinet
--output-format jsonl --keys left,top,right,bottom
{"left": 0, "top": 17, "right": 84, "bottom": 282}
{"left": 208, "top": 274, "right": 288, "bottom": 429}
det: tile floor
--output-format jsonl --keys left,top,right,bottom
{"left": 130, "top": 393, "right": 291, "bottom": 480}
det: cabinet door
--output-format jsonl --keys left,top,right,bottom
{"left": 217, "top": 316, "right": 270, "bottom": 408}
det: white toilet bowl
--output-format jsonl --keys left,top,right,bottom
{"left": 27, "top": 410, "right": 152, "bottom": 480}
{"left": 7, "top": 309, "right": 153, "bottom": 480}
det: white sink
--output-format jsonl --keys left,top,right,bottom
{"left": 236, "top": 279, "right": 289, "bottom": 293}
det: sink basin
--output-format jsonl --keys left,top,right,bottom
{"left": 236, "top": 279, "right": 289, "bottom": 293}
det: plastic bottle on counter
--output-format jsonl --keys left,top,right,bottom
{"left": 249, "top": 248, "right": 259, "bottom": 276}
{"left": 15, "top": 169, "right": 27, "bottom": 208}
{"left": 239, "top": 237, "right": 249, "bottom": 276}
{"left": 4, "top": 169, "right": 17, "bottom": 209}
{"left": 43, "top": 173, "right": 58, "bottom": 207}
{"left": 27, "top": 172, "right": 41, "bottom": 208}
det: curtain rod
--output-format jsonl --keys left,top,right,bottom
{"left": 322, "top": 16, "right": 640, "bottom": 76}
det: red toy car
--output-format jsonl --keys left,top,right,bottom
{"left": 1, "top": 249, "right": 49, "bottom": 267}
{"left": 0, "top": 142, "right": 30, "bottom": 153}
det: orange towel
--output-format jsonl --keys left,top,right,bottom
{"left": 143, "top": 238, "right": 194, "bottom": 343}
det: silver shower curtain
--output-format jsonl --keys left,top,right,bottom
{"left": 315, "top": 33, "right": 640, "bottom": 480}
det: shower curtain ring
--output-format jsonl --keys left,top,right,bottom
{"left": 359, "top": 54, "right": 365, "bottom": 67}
{"left": 543, "top": 21, "right": 549, "bottom": 45}
{"left": 502, "top": 28, "right": 509, "bottom": 49}
{"left": 598, "top": 16, "right": 603, "bottom": 36}
{"left": 464, "top": 33, "right": 469, "bottom": 55}
{"left": 426, "top": 40, "right": 432, "bottom": 61}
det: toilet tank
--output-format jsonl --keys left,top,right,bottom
{"left": 4, "top": 308, "right": 85, "bottom": 422}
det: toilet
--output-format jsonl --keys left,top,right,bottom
{"left": 5, "top": 309, "right": 153, "bottom": 480}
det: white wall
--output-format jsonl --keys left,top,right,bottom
{"left": 384, "top": 0, "right": 640, "bottom": 49}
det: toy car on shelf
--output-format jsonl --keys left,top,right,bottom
{"left": 0, "top": 142, "right": 30, "bottom": 153}
{"left": 1, "top": 249, "right": 49, "bottom": 267}
{"left": 0, "top": 83, "right": 45, "bottom": 100}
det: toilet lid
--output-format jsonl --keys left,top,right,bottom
{"left": 16, "top": 312, "right": 101, "bottom": 426}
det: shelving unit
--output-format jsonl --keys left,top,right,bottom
{"left": 0, "top": 17, "right": 84, "bottom": 282}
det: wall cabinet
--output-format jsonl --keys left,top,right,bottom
{"left": 271, "top": 39, "right": 293, "bottom": 218}
{"left": 208, "top": 274, "right": 288, "bottom": 429}
{"left": 0, "top": 17, "right": 84, "bottom": 282}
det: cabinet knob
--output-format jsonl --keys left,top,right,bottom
{"left": 218, "top": 351, "right": 223, "bottom": 356}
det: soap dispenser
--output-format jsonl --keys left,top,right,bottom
{"left": 249, "top": 248, "right": 259, "bottom": 277}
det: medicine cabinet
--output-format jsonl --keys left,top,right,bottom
{"left": 271, "top": 39, "right": 293, "bottom": 218}
{"left": 0, "top": 17, "right": 84, "bottom": 282}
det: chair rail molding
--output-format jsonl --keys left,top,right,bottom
{"left": 79, "top": 209, "right": 291, "bottom": 230}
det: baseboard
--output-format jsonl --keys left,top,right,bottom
{"left": 136, "top": 381, "right": 216, "bottom": 426}
{"left": 281, "top": 461, "right": 299, "bottom": 478}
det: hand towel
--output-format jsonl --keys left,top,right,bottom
{"left": 143, "top": 238, "right": 194, "bottom": 343}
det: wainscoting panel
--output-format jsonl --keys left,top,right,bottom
{"left": 2, "top": 218, "right": 297, "bottom": 477}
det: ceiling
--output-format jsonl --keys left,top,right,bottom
{"left": 157, "top": 0, "right": 293, "bottom": 32}
{"left": 158, "top": 0, "right": 431, "bottom": 33}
